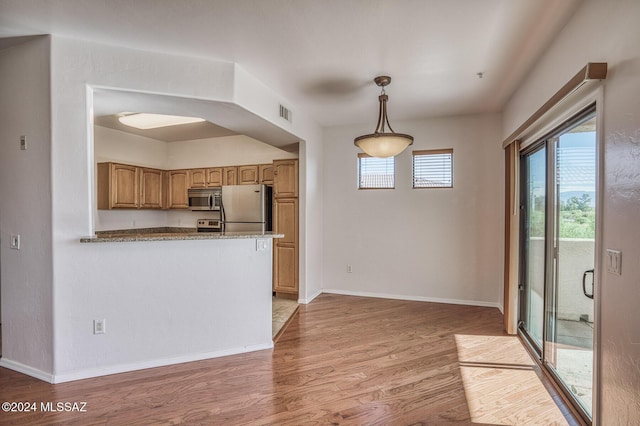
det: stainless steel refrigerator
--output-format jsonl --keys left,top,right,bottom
{"left": 221, "top": 184, "right": 272, "bottom": 232}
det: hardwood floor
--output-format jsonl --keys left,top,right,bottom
{"left": 0, "top": 294, "right": 581, "bottom": 425}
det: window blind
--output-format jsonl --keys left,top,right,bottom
{"left": 358, "top": 153, "right": 395, "bottom": 189}
{"left": 412, "top": 149, "right": 453, "bottom": 188}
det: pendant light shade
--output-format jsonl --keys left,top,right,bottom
{"left": 354, "top": 76, "right": 413, "bottom": 158}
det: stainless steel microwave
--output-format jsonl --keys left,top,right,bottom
{"left": 188, "top": 188, "right": 221, "bottom": 211}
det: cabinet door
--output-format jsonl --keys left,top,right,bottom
{"left": 139, "top": 168, "right": 164, "bottom": 209}
{"left": 168, "top": 170, "right": 189, "bottom": 209}
{"left": 274, "top": 198, "right": 297, "bottom": 244}
{"left": 206, "top": 167, "right": 223, "bottom": 187}
{"left": 273, "top": 245, "right": 298, "bottom": 294}
{"left": 273, "top": 198, "right": 298, "bottom": 295}
{"left": 189, "top": 169, "right": 207, "bottom": 188}
{"left": 223, "top": 166, "right": 238, "bottom": 185}
{"left": 273, "top": 159, "right": 298, "bottom": 198}
{"left": 111, "top": 163, "right": 139, "bottom": 208}
{"left": 259, "top": 164, "right": 274, "bottom": 184}
{"left": 238, "top": 165, "right": 259, "bottom": 185}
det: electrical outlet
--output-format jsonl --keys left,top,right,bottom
{"left": 93, "top": 319, "right": 106, "bottom": 334}
{"left": 20, "top": 135, "right": 26, "bottom": 150}
{"left": 10, "top": 234, "right": 20, "bottom": 250}
{"left": 347, "top": 264, "right": 353, "bottom": 273}
{"left": 256, "top": 239, "right": 268, "bottom": 252}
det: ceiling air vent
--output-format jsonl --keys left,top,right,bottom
{"left": 279, "top": 104, "right": 292, "bottom": 123}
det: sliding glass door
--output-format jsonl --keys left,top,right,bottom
{"left": 519, "top": 106, "right": 596, "bottom": 421}
{"left": 519, "top": 145, "right": 546, "bottom": 352}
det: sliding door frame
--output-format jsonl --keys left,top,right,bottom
{"left": 516, "top": 99, "right": 602, "bottom": 425}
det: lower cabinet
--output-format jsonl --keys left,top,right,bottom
{"left": 273, "top": 197, "right": 298, "bottom": 296}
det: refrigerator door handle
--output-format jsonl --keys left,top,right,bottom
{"left": 220, "top": 196, "right": 226, "bottom": 232}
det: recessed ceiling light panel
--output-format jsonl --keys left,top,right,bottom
{"left": 118, "top": 113, "right": 206, "bottom": 129}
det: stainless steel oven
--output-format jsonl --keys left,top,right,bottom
{"left": 196, "top": 218, "right": 222, "bottom": 232}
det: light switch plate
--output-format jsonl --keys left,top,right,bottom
{"left": 93, "top": 319, "right": 106, "bottom": 334}
{"left": 10, "top": 234, "right": 20, "bottom": 250}
{"left": 606, "top": 249, "right": 622, "bottom": 275}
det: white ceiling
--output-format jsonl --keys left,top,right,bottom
{"left": 0, "top": 0, "right": 582, "bottom": 128}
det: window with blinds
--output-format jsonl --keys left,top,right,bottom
{"left": 412, "top": 149, "right": 453, "bottom": 188}
{"left": 358, "top": 153, "right": 395, "bottom": 189}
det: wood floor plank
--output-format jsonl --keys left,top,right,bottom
{"left": 0, "top": 294, "right": 581, "bottom": 425}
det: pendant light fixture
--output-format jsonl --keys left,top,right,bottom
{"left": 354, "top": 76, "right": 413, "bottom": 158}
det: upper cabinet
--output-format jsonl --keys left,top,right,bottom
{"left": 167, "top": 170, "right": 189, "bottom": 209}
{"left": 207, "top": 167, "right": 223, "bottom": 187}
{"left": 188, "top": 169, "right": 207, "bottom": 188}
{"left": 273, "top": 159, "right": 298, "bottom": 198}
{"left": 238, "top": 165, "right": 259, "bottom": 185}
{"left": 97, "top": 162, "right": 140, "bottom": 209}
{"left": 139, "top": 167, "right": 164, "bottom": 209}
{"left": 223, "top": 166, "right": 238, "bottom": 185}
{"left": 259, "top": 164, "right": 274, "bottom": 185}
{"left": 97, "top": 160, "right": 295, "bottom": 210}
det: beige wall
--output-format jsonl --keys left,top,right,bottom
{"left": 503, "top": 0, "right": 640, "bottom": 422}
{"left": 0, "top": 36, "right": 53, "bottom": 378}
{"left": 322, "top": 113, "right": 504, "bottom": 307}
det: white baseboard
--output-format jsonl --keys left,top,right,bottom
{"left": 299, "top": 288, "right": 322, "bottom": 305}
{"left": 1, "top": 342, "right": 274, "bottom": 384}
{"left": 0, "top": 358, "right": 55, "bottom": 383}
{"left": 321, "top": 289, "right": 503, "bottom": 310}
{"left": 52, "top": 341, "right": 274, "bottom": 383}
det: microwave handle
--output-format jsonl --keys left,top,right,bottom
{"left": 208, "top": 194, "right": 213, "bottom": 210}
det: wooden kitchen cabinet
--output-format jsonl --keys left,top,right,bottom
{"left": 188, "top": 169, "right": 207, "bottom": 188}
{"left": 273, "top": 197, "right": 298, "bottom": 296}
{"left": 273, "top": 159, "right": 298, "bottom": 198}
{"left": 223, "top": 166, "right": 238, "bottom": 185}
{"left": 97, "top": 162, "right": 140, "bottom": 209}
{"left": 139, "top": 167, "right": 164, "bottom": 209}
{"left": 238, "top": 165, "right": 259, "bottom": 185}
{"left": 207, "top": 167, "right": 223, "bottom": 187}
{"left": 259, "top": 163, "right": 274, "bottom": 184}
{"left": 167, "top": 170, "right": 190, "bottom": 209}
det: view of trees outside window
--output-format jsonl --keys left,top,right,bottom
{"left": 528, "top": 132, "right": 595, "bottom": 239}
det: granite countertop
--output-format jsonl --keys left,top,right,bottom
{"left": 80, "top": 227, "right": 284, "bottom": 243}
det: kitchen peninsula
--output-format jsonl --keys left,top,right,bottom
{"left": 80, "top": 227, "right": 283, "bottom": 243}
{"left": 71, "top": 227, "right": 283, "bottom": 382}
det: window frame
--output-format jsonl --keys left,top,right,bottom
{"left": 357, "top": 153, "right": 395, "bottom": 190}
{"left": 412, "top": 148, "right": 454, "bottom": 189}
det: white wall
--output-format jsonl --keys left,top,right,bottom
{"left": 233, "top": 64, "right": 326, "bottom": 302}
{"left": 0, "top": 35, "right": 323, "bottom": 381}
{"left": 49, "top": 238, "right": 273, "bottom": 382}
{"left": 165, "top": 134, "right": 297, "bottom": 169}
{"left": 322, "top": 113, "right": 504, "bottom": 307}
{"left": 502, "top": 0, "right": 640, "bottom": 422}
{"left": 95, "top": 125, "right": 169, "bottom": 169}
{"left": 0, "top": 36, "right": 53, "bottom": 376}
